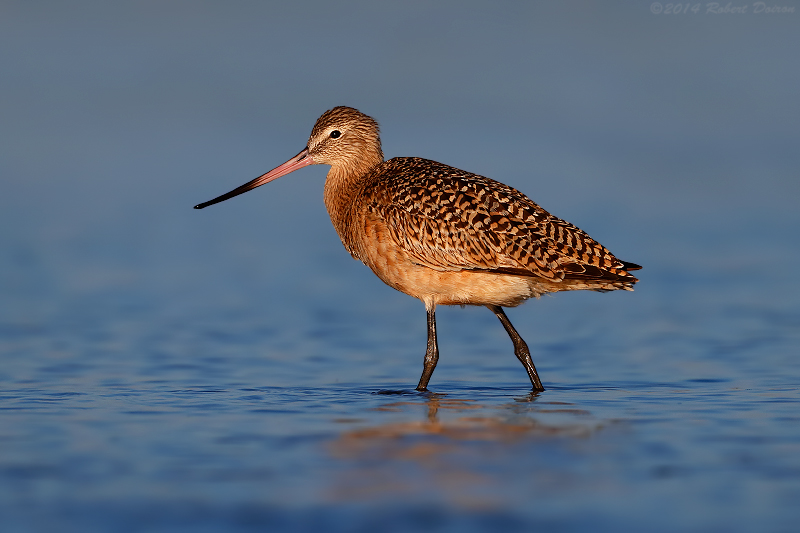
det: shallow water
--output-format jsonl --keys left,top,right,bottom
{"left": 3, "top": 2, "right": 800, "bottom": 532}
{"left": 2, "top": 276, "right": 799, "bottom": 532}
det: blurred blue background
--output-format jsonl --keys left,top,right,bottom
{"left": 1, "top": 2, "right": 799, "bottom": 532}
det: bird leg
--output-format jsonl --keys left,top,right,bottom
{"left": 488, "top": 305, "right": 545, "bottom": 392}
{"left": 416, "top": 306, "right": 439, "bottom": 391}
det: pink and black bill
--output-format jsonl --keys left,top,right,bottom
{"left": 194, "top": 148, "right": 313, "bottom": 209}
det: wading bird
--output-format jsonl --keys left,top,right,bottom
{"left": 195, "top": 107, "right": 640, "bottom": 391}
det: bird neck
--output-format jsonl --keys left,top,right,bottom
{"left": 323, "top": 155, "right": 382, "bottom": 252}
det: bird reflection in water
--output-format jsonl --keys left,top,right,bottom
{"left": 326, "top": 392, "right": 606, "bottom": 508}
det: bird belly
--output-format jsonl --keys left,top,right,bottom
{"left": 354, "top": 217, "right": 559, "bottom": 308}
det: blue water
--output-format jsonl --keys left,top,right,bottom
{"left": 2, "top": 2, "right": 799, "bottom": 532}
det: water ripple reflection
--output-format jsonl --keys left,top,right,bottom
{"left": 326, "top": 392, "right": 612, "bottom": 508}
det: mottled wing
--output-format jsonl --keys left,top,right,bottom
{"left": 363, "top": 158, "right": 637, "bottom": 285}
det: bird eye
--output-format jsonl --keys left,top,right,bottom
{"left": 330, "top": 130, "right": 341, "bottom": 139}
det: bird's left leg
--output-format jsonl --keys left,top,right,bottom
{"left": 416, "top": 305, "right": 439, "bottom": 391}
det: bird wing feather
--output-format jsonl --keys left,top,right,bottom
{"left": 362, "top": 158, "right": 632, "bottom": 283}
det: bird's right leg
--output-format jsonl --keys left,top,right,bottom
{"left": 488, "top": 305, "right": 545, "bottom": 392}
{"left": 416, "top": 305, "right": 439, "bottom": 391}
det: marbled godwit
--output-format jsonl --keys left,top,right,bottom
{"left": 195, "top": 106, "right": 640, "bottom": 392}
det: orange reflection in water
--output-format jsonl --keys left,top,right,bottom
{"left": 326, "top": 394, "right": 604, "bottom": 508}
